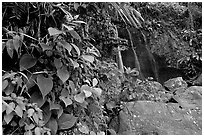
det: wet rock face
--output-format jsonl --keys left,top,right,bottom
{"left": 118, "top": 27, "right": 158, "bottom": 80}
{"left": 117, "top": 27, "right": 186, "bottom": 84}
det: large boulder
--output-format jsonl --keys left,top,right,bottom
{"left": 109, "top": 99, "right": 202, "bottom": 135}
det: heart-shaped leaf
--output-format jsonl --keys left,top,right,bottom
{"left": 54, "top": 58, "right": 63, "bottom": 69}
{"left": 82, "top": 55, "right": 95, "bottom": 63}
{"left": 71, "top": 43, "right": 80, "bottom": 56}
{"left": 59, "top": 96, "right": 73, "bottom": 107}
{"left": 37, "top": 75, "right": 53, "bottom": 98}
{"left": 92, "top": 88, "right": 102, "bottom": 97}
{"left": 57, "top": 66, "right": 70, "bottom": 83}
{"left": 19, "top": 54, "right": 37, "bottom": 71}
{"left": 4, "top": 112, "right": 14, "bottom": 124}
{"left": 48, "top": 27, "right": 63, "bottom": 36}
{"left": 6, "top": 102, "right": 15, "bottom": 114}
{"left": 58, "top": 113, "right": 77, "bottom": 130}
{"left": 40, "top": 43, "right": 53, "bottom": 51}
{"left": 74, "top": 92, "right": 85, "bottom": 103}
{"left": 30, "top": 91, "right": 45, "bottom": 108}
{"left": 45, "top": 117, "right": 58, "bottom": 135}
{"left": 92, "top": 78, "right": 98, "bottom": 87}
{"left": 15, "top": 105, "right": 23, "bottom": 118}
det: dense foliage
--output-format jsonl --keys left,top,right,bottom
{"left": 2, "top": 2, "right": 202, "bottom": 135}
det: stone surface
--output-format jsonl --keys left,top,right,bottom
{"left": 164, "top": 77, "right": 188, "bottom": 92}
{"left": 109, "top": 98, "right": 202, "bottom": 135}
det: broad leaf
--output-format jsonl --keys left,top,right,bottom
{"left": 81, "top": 85, "right": 92, "bottom": 97}
{"left": 57, "top": 66, "right": 70, "bottom": 83}
{"left": 40, "top": 43, "right": 53, "bottom": 51}
{"left": 2, "top": 104, "right": 6, "bottom": 113}
{"left": 4, "top": 112, "right": 14, "bottom": 124}
{"left": 16, "top": 98, "right": 26, "bottom": 110}
{"left": 15, "top": 105, "right": 23, "bottom": 118}
{"left": 68, "top": 30, "right": 81, "bottom": 41}
{"left": 34, "top": 127, "right": 41, "bottom": 135}
{"left": 19, "top": 54, "right": 37, "bottom": 71}
{"left": 57, "top": 106, "right": 63, "bottom": 119}
{"left": 92, "top": 78, "right": 98, "bottom": 87}
{"left": 92, "top": 88, "right": 102, "bottom": 97}
{"left": 50, "top": 102, "right": 61, "bottom": 110}
{"left": 82, "top": 55, "right": 95, "bottom": 63}
{"left": 59, "top": 96, "right": 72, "bottom": 107}
{"left": 60, "top": 41, "right": 72, "bottom": 54}
{"left": 4, "top": 82, "right": 14, "bottom": 95}
{"left": 37, "top": 75, "right": 53, "bottom": 98}
{"left": 27, "top": 108, "right": 35, "bottom": 117}
{"left": 54, "top": 58, "right": 63, "bottom": 69}
{"left": 30, "top": 91, "right": 45, "bottom": 108}
{"left": 58, "top": 113, "right": 77, "bottom": 130}
{"left": 41, "top": 102, "right": 51, "bottom": 125}
{"left": 6, "top": 102, "right": 15, "bottom": 114}
{"left": 2, "top": 79, "right": 8, "bottom": 91}
{"left": 6, "top": 39, "right": 14, "bottom": 58}
{"left": 71, "top": 43, "right": 80, "bottom": 56}
{"left": 45, "top": 117, "right": 58, "bottom": 135}
{"left": 74, "top": 92, "right": 85, "bottom": 103}
{"left": 48, "top": 27, "right": 63, "bottom": 36}
{"left": 74, "top": 3, "right": 80, "bottom": 11}
{"left": 5, "top": 83, "right": 14, "bottom": 95}
{"left": 13, "top": 35, "right": 21, "bottom": 53}
{"left": 61, "top": 88, "right": 69, "bottom": 97}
